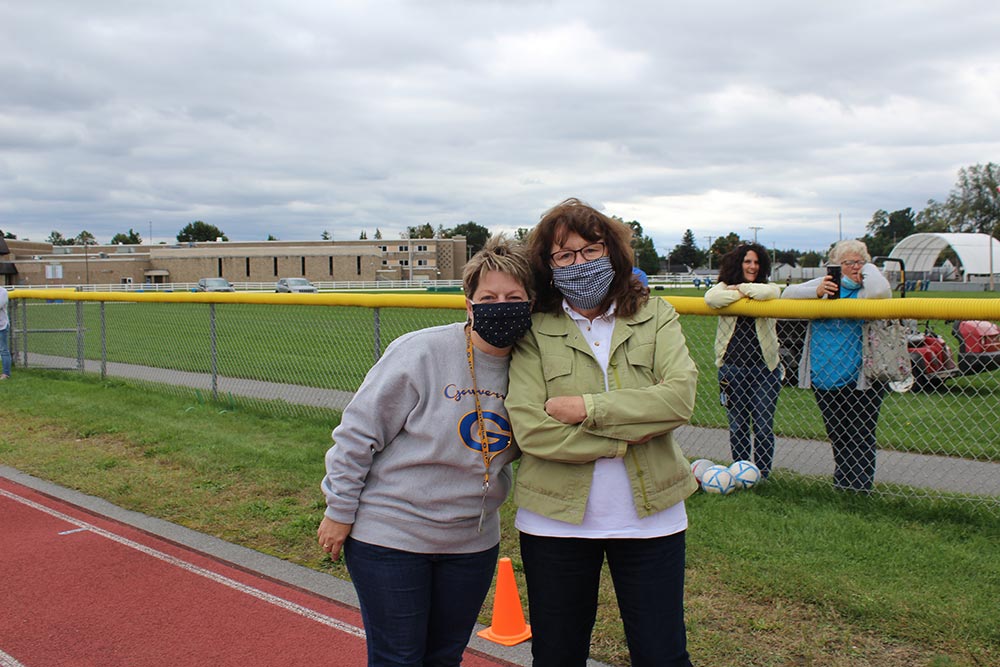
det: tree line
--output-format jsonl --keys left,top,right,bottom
{"left": 11, "top": 162, "right": 996, "bottom": 274}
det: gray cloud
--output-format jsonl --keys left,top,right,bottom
{"left": 1, "top": 0, "right": 998, "bottom": 253}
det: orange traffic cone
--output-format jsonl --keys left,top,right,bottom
{"left": 477, "top": 557, "right": 532, "bottom": 646}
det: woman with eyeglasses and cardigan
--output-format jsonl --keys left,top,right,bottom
{"left": 781, "top": 239, "right": 891, "bottom": 492}
{"left": 705, "top": 243, "right": 781, "bottom": 479}
{"left": 506, "top": 198, "right": 699, "bottom": 667}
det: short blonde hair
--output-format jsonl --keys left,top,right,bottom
{"left": 462, "top": 234, "right": 534, "bottom": 300}
{"left": 829, "top": 239, "right": 871, "bottom": 264}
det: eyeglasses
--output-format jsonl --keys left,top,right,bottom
{"left": 550, "top": 242, "right": 606, "bottom": 267}
{"left": 842, "top": 260, "right": 865, "bottom": 268}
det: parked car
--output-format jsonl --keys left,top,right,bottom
{"left": 778, "top": 318, "right": 1000, "bottom": 390}
{"left": 197, "top": 278, "right": 235, "bottom": 292}
{"left": 276, "top": 278, "right": 318, "bottom": 293}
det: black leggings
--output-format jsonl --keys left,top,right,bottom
{"left": 813, "top": 386, "right": 886, "bottom": 491}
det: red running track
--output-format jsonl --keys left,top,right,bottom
{"left": 0, "top": 478, "right": 513, "bottom": 667}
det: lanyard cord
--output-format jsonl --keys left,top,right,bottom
{"left": 465, "top": 326, "right": 493, "bottom": 488}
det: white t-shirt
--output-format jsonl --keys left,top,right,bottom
{"left": 0, "top": 287, "right": 8, "bottom": 330}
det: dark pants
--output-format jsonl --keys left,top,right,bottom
{"left": 813, "top": 385, "right": 886, "bottom": 491}
{"left": 519, "top": 531, "right": 692, "bottom": 667}
{"left": 0, "top": 325, "right": 10, "bottom": 377}
{"left": 719, "top": 364, "right": 781, "bottom": 477}
{"left": 344, "top": 537, "right": 499, "bottom": 667}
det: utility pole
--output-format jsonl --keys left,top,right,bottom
{"left": 148, "top": 221, "right": 152, "bottom": 246}
{"left": 749, "top": 226, "right": 763, "bottom": 243}
{"left": 704, "top": 235, "right": 714, "bottom": 271}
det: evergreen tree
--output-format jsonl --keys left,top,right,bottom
{"left": 110, "top": 229, "right": 142, "bottom": 245}
{"left": 75, "top": 230, "right": 97, "bottom": 245}
{"left": 177, "top": 221, "right": 228, "bottom": 242}
{"left": 47, "top": 230, "right": 72, "bottom": 246}
{"left": 668, "top": 229, "right": 702, "bottom": 268}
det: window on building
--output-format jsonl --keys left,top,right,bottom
{"left": 329, "top": 257, "right": 334, "bottom": 275}
{"left": 273, "top": 257, "right": 278, "bottom": 276}
{"left": 399, "top": 259, "right": 409, "bottom": 266}
{"left": 398, "top": 245, "right": 408, "bottom": 252}
{"left": 301, "top": 257, "right": 306, "bottom": 275}
{"left": 356, "top": 256, "right": 361, "bottom": 275}
{"left": 417, "top": 259, "right": 428, "bottom": 266}
{"left": 217, "top": 258, "right": 223, "bottom": 276}
{"left": 417, "top": 245, "right": 428, "bottom": 252}
{"left": 245, "top": 258, "right": 250, "bottom": 277}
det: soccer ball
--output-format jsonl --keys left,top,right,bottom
{"left": 700, "top": 465, "right": 736, "bottom": 495}
{"left": 690, "top": 459, "right": 715, "bottom": 484}
{"left": 729, "top": 460, "right": 762, "bottom": 489}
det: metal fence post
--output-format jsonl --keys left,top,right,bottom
{"left": 100, "top": 301, "right": 107, "bottom": 379}
{"left": 76, "top": 301, "right": 84, "bottom": 372}
{"left": 210, "top": 302, "right": 218, "bottom": 400}
{"left": 18, "top": 298, "right": 27, "bottom": 368}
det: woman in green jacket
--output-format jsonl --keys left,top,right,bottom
{"left": 507, "top": 198, "right": 699, "bottom": 667}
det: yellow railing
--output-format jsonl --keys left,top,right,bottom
{"left": 11, "top": 288, "right": 1000, "bottom": 321}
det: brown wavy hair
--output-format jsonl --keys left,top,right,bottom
{"left": 717, "top": 242, "right": 772, "bottom": 285}
{"left": 527, "top": 198, "right": 648, "bottom": 317}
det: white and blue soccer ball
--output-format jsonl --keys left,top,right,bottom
{"left": 690, "top": 459, "right": 715, "bottom": 484}
{"left": 701, "top": 465, "right": 736, "bottom": 495}
{"left": 729, "top": 460, "right": 762, "bottom": 489}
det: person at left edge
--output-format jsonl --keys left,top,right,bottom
{"left": 317, "top": 235, "right": 534, "bottom": 667}
{"left": 0, "top": 285, "right": 11, "bottom": 380}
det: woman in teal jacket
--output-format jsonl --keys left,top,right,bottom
{"left": 507, "top": 198, "right": 699, "bottom": 667}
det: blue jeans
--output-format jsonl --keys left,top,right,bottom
{"left": 343, "top": 537, "right": 499, "bottom": 667}
{"left": 0, "top": 325, "right": 10, "bottom": 377}
{"left": 814, "top": 386, "right": 886, "bottom": 491}
{"left": 719, "top": 364, "right": 781, "bottom": 477}
{"left": 519, "top": 531, "right": 692, "bottom": 667}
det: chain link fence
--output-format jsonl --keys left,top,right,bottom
{"left": 7, "top": 290, "right": 1000, "bottom": 514}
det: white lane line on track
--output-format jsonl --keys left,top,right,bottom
{"left": 0, "top": 648, "right": 27, "bottom": 667}
{"left": 0, "top": 488, "right": 366, "bottom": 639}
{"left": 57, "top": 527, "right": 88, "bottom": 536}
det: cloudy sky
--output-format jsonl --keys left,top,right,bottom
{"left": 2, "top": 1, "right": 998, "bottom": 253}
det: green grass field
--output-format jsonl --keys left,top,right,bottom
{"left": 0, "top": 372, "right": 996, "bottom": 667}
{"left": 11, "top": 289, "right": 1000, "bottom": 461}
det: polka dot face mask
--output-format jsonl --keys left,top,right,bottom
{"left": 470, "top": 301, "right": 533, "bottom": 349}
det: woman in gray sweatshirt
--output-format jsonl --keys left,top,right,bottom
{"left": 318, "top": 235, "right": 534, "bottom": 666}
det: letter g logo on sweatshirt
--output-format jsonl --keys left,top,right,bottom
{"left": 458, "top": 411, "right": 512, "bottom": 459}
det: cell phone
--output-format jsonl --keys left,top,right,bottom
{"left": 826, "top": 265, "right": 842, "bottom": 299}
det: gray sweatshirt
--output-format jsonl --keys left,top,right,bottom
{"left": 322, "top": 322, "right": 517, "bottom": 554}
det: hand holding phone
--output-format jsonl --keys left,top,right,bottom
{"left": 826, "top": 265, "right": 842, "bottom": 299}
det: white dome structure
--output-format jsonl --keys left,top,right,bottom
{"left": 888, "top": 233, "right": 1000, "bottom": 277}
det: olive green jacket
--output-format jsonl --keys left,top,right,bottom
{"left": 507, "top": 298, "right": 699, "bottom": 525}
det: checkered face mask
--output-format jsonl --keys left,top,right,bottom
{"left": 552, "top": 256, "right": 615, "bottom": 311}
{"left": 471, "top": 301, "right": 533, "bottom": 349}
